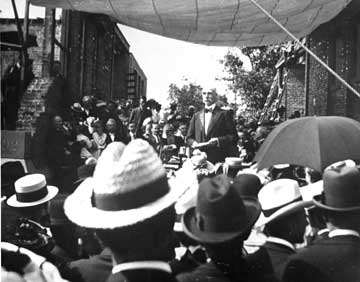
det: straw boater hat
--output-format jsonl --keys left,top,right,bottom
{"left": 7, "top": 174, "right": 58, "bottom": 208}
{"left": 182, "top": 175, "right": 261, "bottom": 244}
{"left": 64, "top": 140, "right": 188, "bottom": 229}
{"left": 255, "top": 178, "right": 312, "bottom": 227}
{"left": 313, "top": 161, "right": 360, "bottom": 212}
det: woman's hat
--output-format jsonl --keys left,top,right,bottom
{"left": 64, "top": 140, "right": 190, "bottom": 229}
{"left": 255, "top": 178, "right": 312, "bottom": 227}
{"left": 313, "top": 161, "right": 360, "bottom": 212}
{"left": 182, "top": 175, "right": 261, "bottom": 244}
{"left": 7, "top": 174, "right": 58, "bottom": 208}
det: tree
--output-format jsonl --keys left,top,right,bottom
{"left": 167, "top": 81, "right": 203, "bottom": 115}
{"left": 222, "top": 45, "right": 283, "bottom": 117}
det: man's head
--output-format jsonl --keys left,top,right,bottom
{"left": 140, "top": 96, "right": 147, "bottom": 109}
{"left": 202, "top": 90, "right": 217, "bottom": 107}
{"left": 107, "top": 101, "right": 117, "bottom": 113}
{"left": 53, "top": 115, "right": 63, "bottom": 131}
{"left": 128, "top": 122, "right": 136, "bottom": 134}
{"left": 257, "top": 179, "right": 309, "bottom": 244}
{"left": 106, "top": 118, "right": 117, "bottom": 133}
{"left": 82, "top": 96, "right": 92, "bottom": 109}
{"left": 152, "top": 123, "right": 160, "bottom": 136}
{"left": 179, "top": 122, "right": 188, "bottom": 136}
{"left": 63, "top": 140, "right": 182, "bottom": 262}
{"left": 313, "top": 161, "right": 360, "bottom": 232}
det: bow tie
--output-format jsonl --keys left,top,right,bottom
{"left": 204, "top": 108, "right": 213, "bottom": 113}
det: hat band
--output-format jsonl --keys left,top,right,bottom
{"left": 263, "top": 197, "right": 301, "bottom": 217}
{"left": 16, "top": 185, "right": 48, "bottom": 203}
{"left": 196, "top": 211, "right": 247, "bottom": 233}
{"left": 92, "top": 176, "right": 169, "bottom": 211}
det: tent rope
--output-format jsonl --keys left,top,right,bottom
{"left": 248, "top": 0, "right": 360, "bottom": 99}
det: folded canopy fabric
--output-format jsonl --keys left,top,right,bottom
{"left": 30, "top": 0, "right": 351, "bottom": 47}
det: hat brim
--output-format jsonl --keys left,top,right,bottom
{"left": 182, "top": 197, "right": 261, "bottom": 244}
{"left": 64, "top": 175, "right": 191, "bottom": 229}
{"left": 7, "top": 186, "right": 59, "bottom": 208}
{"left": 312, "top": 197, "right": 360, "bottom": 212}
{"left": 255, "top": 200, "right": 313, "bottom": 228}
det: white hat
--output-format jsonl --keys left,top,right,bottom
{"left": 7, "top": 174, "right": 58, "bottom": 208}
{"left": 64, "top": 140, "right": 190, "bottom": 229}
{"left": 255, "top": 179, "right": 312, "bottom": 227}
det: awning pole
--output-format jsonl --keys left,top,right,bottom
{"left": 248, "top": 0, "right": 360, "bottom": 99}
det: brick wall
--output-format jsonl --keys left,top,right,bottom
{"left": 16, "top": 77, "right": 53, "bottom": 132}
{"left": 65, "top": 12, "right": 131, "bottom": 102}
{"left": 285, "top": 64, "right": 305, "bottom": 117}
{"left": 307, "top": 5, "right": 360, "bottom": 121}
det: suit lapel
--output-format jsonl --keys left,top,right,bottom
{"left": 206, "top": 106, "right": 220, "bottom": 137}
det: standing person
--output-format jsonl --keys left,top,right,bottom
{"left": 124, "top": 122, "right": 137, "bottom": 144}
{"left": 64, "top": 140, "right": 187, "bottom": 282}
{"left": 105, "top": 118, "right": 126, "bottom": 144}
{"left": 246, "top": 179, "right": 309, "bottom": 282}
{"left": 187, "top": 90, "right": 238, "bottom": 164}
{"left": 129, "top": 96, "right": 152, "bottom": 138}
{"left": 283, "top": 162, "right": 360, "bottom": 282}
{"left": 177, "top": 175, "right": 261, "bottom": 282}
{"left": 177, "top": 122, "right": 188, "bottom": 145}
{"left": 92, "top": 120, "right": 107, "bottom": 158}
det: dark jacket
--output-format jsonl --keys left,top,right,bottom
{"left": 70, "top": 248, "right": 112, "bottom": 282}
{"left": 282, "top": 235, "right": 360, "bottom": 282}
{"left": 129, "top": 107, "right": 152, "bottom": 138}
{"left": 187, "top": 105, "right": 238, "bottom": 164}
{"left": 105, "top": 131, "right": 126, "bottom": 145}
{"left": 177, "top": 260, "right": 258, "bottom": 282}
{"left": 245, "top": 241, "right": 295, "bottom": 282}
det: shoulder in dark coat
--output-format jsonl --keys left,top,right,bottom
{"left": 282, "top": 236, "right": 360, "bottom": 282}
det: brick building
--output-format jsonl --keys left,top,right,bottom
{"left": 1, "top": 10, "right": 146, "bottom": 132}
{"left": 127, "top": 53, "right": 147, "bottom": 102}
{"left": 282, "top": 1, "right": 360, "bottom": 121}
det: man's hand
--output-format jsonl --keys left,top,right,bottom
{"left": 208, "top": 138, "right": 219, "bottom": 147}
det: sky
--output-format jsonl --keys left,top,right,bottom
{"left": 1, "top": 1, "right": 251, "bottom": 105}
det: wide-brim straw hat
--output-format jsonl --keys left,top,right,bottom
{"left": 64, "top": 140, "right": 192, "bottom": 229}
{"left": 7, "top": 174, "right": 58, "bottom": 208}
{"left": 255, "top": 178, "right": 312, "bottom": 227}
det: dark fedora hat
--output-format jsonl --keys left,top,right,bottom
{"left": 182, "top": 175, "right": 261, "bottom": 244}
{"left": 233, "top": 173, "right": 262, "bottom": 199}
{"left": 313, "top": 163, "right": 360, "bottom": 212}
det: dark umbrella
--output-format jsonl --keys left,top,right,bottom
{"left": 254, "top": 116, "right": 360, "bottom": 172}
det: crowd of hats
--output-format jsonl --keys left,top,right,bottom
{"left": 2, "top": 134, "right": 360, "bottom": 282}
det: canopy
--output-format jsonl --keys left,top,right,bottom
{"left": 30, "top": 0, "right": 351, "bottom": 47}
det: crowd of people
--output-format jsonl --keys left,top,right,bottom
{"left": 1, "top": 89, "right": 360, "bottom": 282}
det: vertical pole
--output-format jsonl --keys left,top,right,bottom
{"left": 22, "top": 0, "right": 30, "bottom": 84}
{"left": 79, "top": 17, "right": 87, "bottom": 97}
{"left": 110, "top": 30, "right": 115, "bottom": 100}
{"left": 304, "top": 36, "right": 310, "bottom": 116}
{"left": 50, "top": 8, "right": 56, "bottom": 75}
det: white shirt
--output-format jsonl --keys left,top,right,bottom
{"left": 266, "top": 236, "right": 295, "bottom": 251}
{"left": 328, "top": 229, "right": 360, "bottom": 238}
{"left": 112, "top": 261, "right": 171, "bottom": 274}
{"left": 109, "top": 133, "right": 115, "bottom": 142}
{"left": 129, "top": 132, "right": 135, "bottom": 140}
{"left": 204, "top": 104, "right": 216, "bottom": 135}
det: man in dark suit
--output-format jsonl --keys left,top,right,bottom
{"left": 187, "top": 90, "right": 238, "bottom": 164}
{"left": 129, "top": 96, "right": 152, "bottom": 138}
{"left": 177, "top": 175, "right": 262, "bottom": 282}
{"left": 246, "top": 179, "right": 308, "bottom": 282}
{"left": 283, "top": 162, "right": 360, "bottom": 282}
{"left": 105, "top": 118, "right": 126, "bottom": 144}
